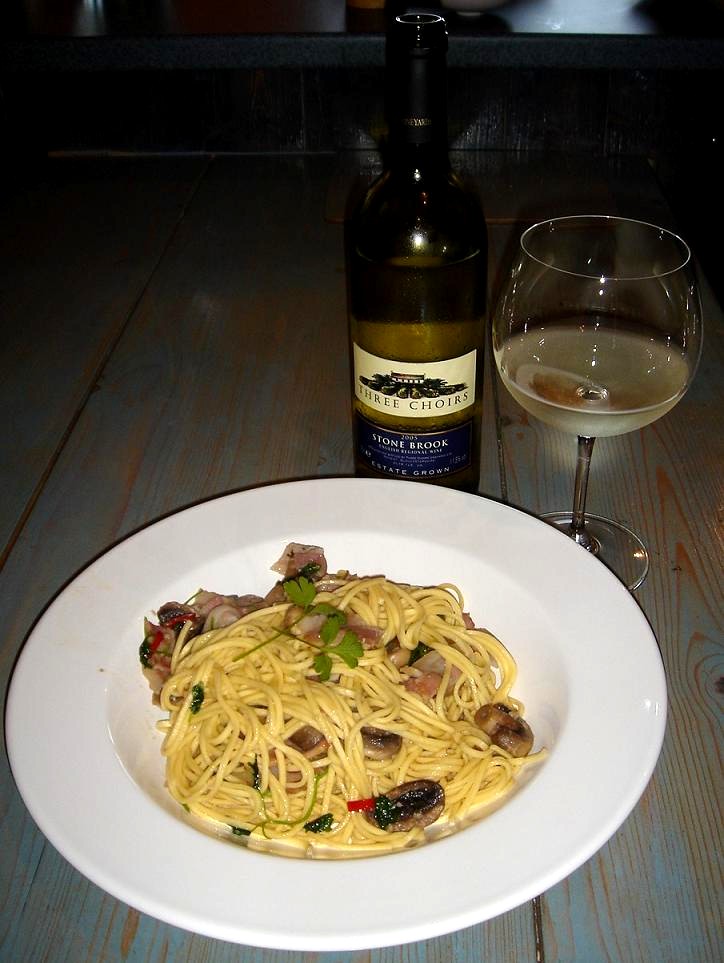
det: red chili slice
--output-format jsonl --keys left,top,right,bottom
{"left": 164, "top": 613, "right": 196, "bottom": 629}
{"left": 149, "top": 629, "right": 165, "bottom": 653}
{"left": 347, "top": 797, "right": 376, "bottom": 812}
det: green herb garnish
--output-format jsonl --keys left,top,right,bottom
{"left": 304, "top": 812, "right": 334, "bottom": 834}
{"left": 190, "top": 683, "right": 204, "bottom": 714}
{"left": 313, "top": 632, "right": 364, "bottom": 682}
{"left": 139, "top": 637, "right": 151, "bottom": 668}
{"left": 251, "top": 770, "right": 327, "bottom": 837}
{"left": 409, "top": 641, "right": 432, "bottom": 665}
{"left": 282, "top": 575, "right": 316, "bottom": 608}
{"left": 319, "top": 610, "right": 346, "bottom": 645}
{"left": 295, "top": 562, "right": 321, "bottom": 581}
{"left": 278, "top": 578, "right": 363, "bottom": 681}
{"left": 373, "top": 795, "right": 400, "bottom": 830}
{"left": 231, "top": 825, "right": 251, "bottom": 836}
{"left": 231, "top": 577, "right": 363, "bottom": 678}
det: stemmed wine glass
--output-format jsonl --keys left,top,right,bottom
{"left": 492, "top": 215, "right": 702, "bottom": 590}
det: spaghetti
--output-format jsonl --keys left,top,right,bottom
{"left": 144, "top": 546, "right": 543, "bottom": 857}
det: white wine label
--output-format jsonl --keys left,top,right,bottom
{"left": 353, "top": 345, "right": 476, "bottom": 418}
{"left": 355, "top": 414, "right": 472, "bottom": 478}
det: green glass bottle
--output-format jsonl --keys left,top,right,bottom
{"left": 347, "top": 13, "right": 487, "bottom": 491}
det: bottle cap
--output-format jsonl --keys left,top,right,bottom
{"left": 391, "top": 13, "right": 448, "bottom": 54}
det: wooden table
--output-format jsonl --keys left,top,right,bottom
{"left": 1, "top": 152, "right": 721, "bottom": 962}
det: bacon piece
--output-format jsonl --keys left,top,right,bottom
{"left": 403, "top": 648, "right": 462, "bottom": 698}
{"left": 404, "top": 671, "right": 443, "bottom": 698}
{"left": 263, "top": 582, "right": 288, "bottom": 605}
{"left": 286, "top": 607, "right": 328, "bottom": 642}
{"left": 270, "top": 543, "right": 327, "bottom": 580}
{"left": 346, "top": 612, "right": 383, "bottom": 649}
{"left": 192, "top": 591, "right": 264, "bottom": 618}
{"left": 192, "top": 591, "right": 227, "bottom": 616}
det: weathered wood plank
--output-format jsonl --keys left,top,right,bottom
{"left": 0, "top": 156, "right": 207, "bottom": 563}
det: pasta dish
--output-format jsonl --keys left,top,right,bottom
{"left": 139, "top": 543, "right": 544, "bottom": 857}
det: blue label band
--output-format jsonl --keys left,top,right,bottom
{"left": 356, "top": 414, "right": 472, "bottom": 478}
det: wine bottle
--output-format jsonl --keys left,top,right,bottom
{"left": 347, "top": 13, "right": 487, "bottom": 491}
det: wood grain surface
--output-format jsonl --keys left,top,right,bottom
{"left": 0, "top": 157, "right": 207, "bottom": 563}
{"left": 1, "top": 153, "right": 720, "bottom": 963}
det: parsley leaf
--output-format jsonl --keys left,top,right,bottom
{"left": 283, "top": 576, "right": 316, "bottom": 608}
{"left": 314, "top": 631, "right": 363, "bottom": 680}
{"left": 313, "top": 652, "right": 334, "bottom": 682}
{"left": 327, "top": 631, "right": 363, "bottom": 669}
{"left": 310, "top": 602, "right": 341, "bottom": 617}
{"left": 319, "top": 610, "right": 346, "bottom": 645}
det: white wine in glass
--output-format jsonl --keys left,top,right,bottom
{"left": 493, "top": 215, "right": 703, "bottom": 590}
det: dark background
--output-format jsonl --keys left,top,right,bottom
{"left": 2, "top": 0, "right": 723, "bottom": 300}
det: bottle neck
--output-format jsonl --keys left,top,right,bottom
{"left": 385, "top": 19, "right": 449, "bottom": 172}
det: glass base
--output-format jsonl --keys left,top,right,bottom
{"left": 540, "top": 511, "right": 649, "bottom": 592}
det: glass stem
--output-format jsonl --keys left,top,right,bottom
{"left": 570, "top": 436, "right": 597, "bottom": 553}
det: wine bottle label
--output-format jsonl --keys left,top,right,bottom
{"left": 353, "top": 345, "right": 476, "bottom": 417}
{"left": 355, "top": 414, "right": 472, "bottom": 478}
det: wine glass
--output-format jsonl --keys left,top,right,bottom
{"left": 492, "top": 215, "right": 703, "bottom": 590}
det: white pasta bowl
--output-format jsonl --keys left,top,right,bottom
{"left": 7, "top": 477, "right": 666, "bottom": 951}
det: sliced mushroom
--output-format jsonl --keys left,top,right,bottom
{"left": 360, "top": 726, "right": 402, "bottom": 761}
{"left": 268, "top": 725, "right": 329, "bottom": 792}
{"left": 158, "top": 601, "right": 194, "bottom": 624}
{"left": 268, "top": 751, "right": 304, "bottom": 789}
{"left": 378, "top": 779, "right": 445, "bottom": 832}
{"left": 286, "top": 725, "right": 329, "bottom": 760}
{"left": 474, "top": 703, "right": 534, "bottom": 757}
{"left": 203, "top": 603, "right": 244, "bottom": 631}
